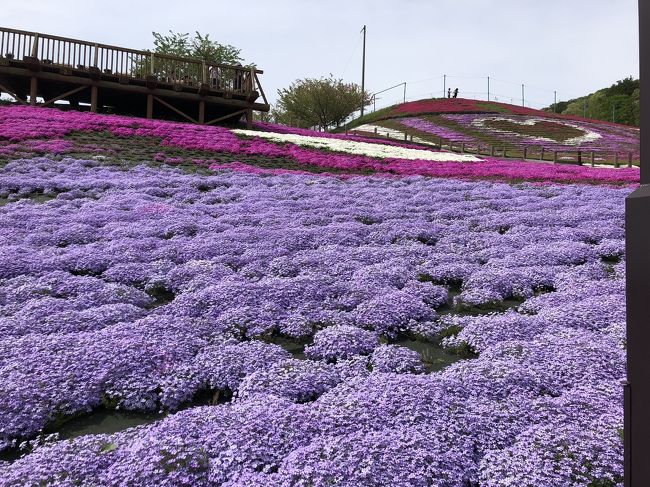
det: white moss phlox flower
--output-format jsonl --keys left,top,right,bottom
{"left": 232, "top": 129, "right": 482, "bottom": 162}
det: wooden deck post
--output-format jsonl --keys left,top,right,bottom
{"left": 615, "top": 152, "right": 620, "bottom": 168}
{"left": 578, "top": 150, "right": 582, "bottom": 166}
{"left": 29, "top": 76, "right": 37, "bottom": 105}
{"left": 146, "top": 94, "right": 153, "bottom": 119}
{"left": 540, "top": 147, "right": 545, "bottom": 160}
{"left": 629, "top": 152, "right": 634, "bottom": 168}
{"left": 31, "top": 34, "right": 39, "bottom": 57}
{"left": 198, "top": 100, "right": 205, "bottom": 124}
{"left": 553, "top": 151, "right": 558, "bottom": 163}
{"left": 591, "top": 151, "right": 595, "bottom": 167}
{"left": 246, "top": 109, "right": 253, "bottom": 129}
{"left": 461, "top": 142, "right": 465, "bottom": 153}
{"left": 490, "top": 145, "right": 495, "bottom": 156}
{"left": 523, "top": 146, "right": 527, "bottom": 159}
{"left": 503, "top": 146, "right": 507, "bottom": 157}
{"left": 90, "top": 85, "right": 98, "bottom": 113}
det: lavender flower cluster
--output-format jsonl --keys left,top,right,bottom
{"left": 0, "top": 156, "right": 628, "bottom": 485}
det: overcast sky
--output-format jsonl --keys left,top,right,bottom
{"left": 4, "top": 0, "right": 639, "bottom": 110}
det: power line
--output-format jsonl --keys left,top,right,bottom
{"left": 339, "top": 31, "right": 363, "bottom": 77}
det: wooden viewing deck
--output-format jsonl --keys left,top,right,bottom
{"left": 0, "top": 27, "right": 270, "bottom": 126}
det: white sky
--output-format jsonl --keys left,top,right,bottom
{"left": 3, "top": 0, "right": 639, "bottom": 111}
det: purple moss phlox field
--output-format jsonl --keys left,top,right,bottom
{"left": 0, "top": 106, "right": 639, "bottom": 184}
{"left": 0, "top": 154, "right": 626, "bottom": 486}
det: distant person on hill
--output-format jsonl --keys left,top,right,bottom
{"left": 447, "top": 88, "right": 451, "bottom": 98}
{"left": 453, "top": 88, "right": 459, "bottom": 98}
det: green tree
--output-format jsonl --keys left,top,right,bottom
{"left": 276, "top": 76, "right": 371, "bottom": 131}
{"left": 151, "top": 30, "right": 244, "bottom": 65}
{"left": 544, "top": 77, "right": 639, "bottom": 126}
{"left": 270, "top": 105, "right": 311, "bottom": 128}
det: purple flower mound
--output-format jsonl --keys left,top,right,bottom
{"left": 304, "top": 325, "right": 379, "bottom": 361}
{"left": 353, "top": 290, "right": 436, "bottom": 336}
{"left": 479, "top": 413, "right": 623, "bottom": 486}
{"left": 275, "top": 426, "right": 476, "bottom": 487}
{"left": 1, "top": 395, "right": 316, "bottom": 487}
{"left": 370, "top": 344, "right": 425, "bottom": 374}
{"left": 159, "top": 340, "right": 292, "bottom": 410}
{"left": 236, "top": 359, "right": 343, "bottom": 403}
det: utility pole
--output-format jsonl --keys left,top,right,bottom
{"left": 360, "top": 25, "right": 366, "bottom": 117}
{"left": 626, "top": 0, "right": 650, "bottom": 485}
{"left": 403, "top": 82, "right": 406, "bottom": 103}
{"left": 487, "top": 76, "right": 490, "bottom": 101}
{"left": 521, "top": 83, "right": 525, "bottom": 107}
{"left": 443, "top": 74, "right": 446, "bottom": 98}
{"left": 554, "top": 90, "right": 557, "bottom": 112}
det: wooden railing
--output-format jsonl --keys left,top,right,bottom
{"left": 0, "top": 26, "right": 268, "bottom": 101}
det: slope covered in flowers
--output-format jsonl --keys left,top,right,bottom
{"left": 349, "top": 98, "right": 640, "bottom": 161}
{"left": 0, "top": 105, "right": 629, "bottom": 486}
{"left": 0, "top": 106, "right": 639, "bottom": 184}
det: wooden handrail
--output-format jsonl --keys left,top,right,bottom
{"left": 0, "top": 26, "right": 264, "bottom": 74}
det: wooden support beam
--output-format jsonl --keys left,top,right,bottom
{"left": 43, "top": 85, "right": 87, "bottom": 106}
{"left": 198, "top": 100, "right": 205, "bottom": 124}
{"left": 90, "top": 85, "right": 98, "bottom": 113}
{"left": 0, "top": 83, "right": 28, "bottom": 105}
{"left": 152, "top": 95, "right": 197, "bottom": 124}
{"left": 0, "top": 65, "right": 269, "bottom": 112}
{"left": 246, "top": 109, "right": 253, "bottom": 129}
{"left": 206, "top": 108, "right": 248, "bottom": 126}
{"left": 29, "top": 76, "right": 37, "bottom": 105}
{"left": 146, "top": 94, "right": 153, "bottom": 119}
{"left": 254, "top": 72, "right": 268, "bottom": 105}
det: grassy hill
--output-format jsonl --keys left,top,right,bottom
{"left": 343, "top": 97, "right": 639, "bottom": 165}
